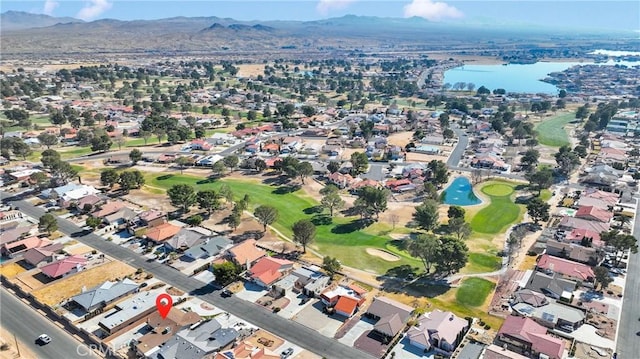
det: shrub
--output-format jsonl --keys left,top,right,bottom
{"left": 136, "top": 268, "right": 143, "bottom": 274}
{"left": 478, "top": 320, "right": 485, "bottom": 326}
{"left": 92, "top": 250, "right": 97, "bottom": 255}
{"left": 145, "top": 273, "right": 154, "bottom": 279}
{"left": 273, "top": 307, "right": 281, "bottom": 313}
{"left": 484, "top": 324, "right": 491, "bottom": 330}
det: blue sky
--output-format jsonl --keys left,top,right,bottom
{"left": 2, "top": 1, "right": 639, "bottom": 31}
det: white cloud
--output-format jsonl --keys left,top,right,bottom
{"left": 76, "top": 0, "right": 112, "bottom": 21}
{"left": 403, "top": 0, "right": 463, "bottom": 21}
{"left": 42, "top": 0, "right": 59, "bottom": 16}
{"left": 316, "top": 0, "right": 357, "bottom": 15}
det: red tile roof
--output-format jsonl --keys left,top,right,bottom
{"left": 145, "top": 222, "right": 181, "bottom": 242}
{"left": 334, "top": 296, "right": 359, "bottom": 316}
{"left": 249, "top": 257, "right": 292, "bottom": 285}
{"left": 536, "top": 254, "right": 595, "bottom": 281}
{"left": 498, "top": 316, "right": 564, "bottom": 359}
{"left": 575, "top": 206, "right": 613, "bottom": 223}
{"left": 40, "top": 255, "right": 86, "bottom": 278}
{"left": 92, "top": 201, "right": 126, "bottom": 218}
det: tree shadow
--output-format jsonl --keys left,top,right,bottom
{"left": 196, "top": 178, "right": 217, "bottom": 185}
{"left": 514, "top": 184, "right": 528, "bottom": 191}
{"left": 262, "top": 175, "right": 290, "bottom": 186}
{"left": 157, "top": 174, "right": 175, "bottom": 181}
{"left": 311, "top": 214, "right": 333, "bottom": 226}
{"left": 331, "top": 219, "right": 373, "bottom": 234}
{"left": 272, "top": 184, "right": 301, "bottom": 195}
{"left": 229, "top": 230, "right": 264, "bottom": 243}
{"left": 303, "top": 205, "right": 324, "bottom": 215}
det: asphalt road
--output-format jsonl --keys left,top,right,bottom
{"left": 0, "top": 287, "right": 95, "bottom": 359}
{"left": 615, "top": 198, "right": 640, "bottom": 358}
{"left": 447, "top": 128, "right": 468, "bottom": 167}
{"left": 3, "top": 193, "right": 373, "bottom": 359}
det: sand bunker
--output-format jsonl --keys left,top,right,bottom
{"left": 366, "top": 248, "right": 400, "bottom": 261}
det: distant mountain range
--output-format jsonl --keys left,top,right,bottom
{"left": 0, "top": 11, "right": 636, "bottom": 59}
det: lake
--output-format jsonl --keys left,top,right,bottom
{"left": 443, "top": 60, "right": 638, "bottom": 94}
{"left": 442, "top": 177, "right": 482, "bottom": 206}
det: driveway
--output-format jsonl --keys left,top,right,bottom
{"left": 293, "top": 300, "right": 345, "bottom": 337}
{"left": 388, "top": 336, "right": 433, "bottom": 359}
{"left": 560, "top": 324, "right": 615, "bottom": 350}
{"left": 235, "top": 282, "right": 268, "bottom": 303}
{"left": 278, "top": 291, "right": 313, "bottom": 319}
{"left": 338, "top": 317, "right": 375, "bottom": 346}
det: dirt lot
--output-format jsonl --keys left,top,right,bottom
{"left": 574, "top": 342, "right": 613, "bottom": 359}
{"left": 0, "top": 262, "right": 26, "bottom": 278}
{"left": 236, "top": 64, "right": 265, "bottom": 77}
{"left": 0, "top": 324, "right": 37, "bottom": 359}
{"left": 245, "top": 329, "right": 284, "bottom": 351}
{"left": 31, "top": 260, "right": 136, "bottom": 306}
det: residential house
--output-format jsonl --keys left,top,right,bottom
{"left": 564, "top": 228, "right": 604, "bottom": 248}
{"left": 366, "top": 296, "right": 415, "bottom": 338}
{"left": 327, "top": 172, "right": 354, "bottom": 189}
{"left": 104, "top": 207, "right": 138, "bottom": 228}
{"left": 99, "top": 291, "right": 158, "bottom": 335}
{"left": 7, "top": 169, "right": 42, "bottom": 182}
{"left": 189, "top": 139, "right": 213, "bottom": 151}
{"left": 288, "top": 265, "right": 330, "bottom": 297}
{"left": 558, "top": 216, "right": 610, "bottom": 234}
{"left": 145, "top": 222, "right": 182, "bottom": 243}
{"left": 69, "top": 278, "right": 140, "bottom": 313}
{"left": 574, "top": 206, "right": 613, "bottom": 223}
{"left": 1, "top": 235, "right": 52, "bottom": 257}
{"left": 523, "top": 271, "right": 577, "bottom": 301}
{"left": 471, "top": 153, "right": 509, "bottom": 172}
{"left": 0, "top": 210, "right": 24, "bottom": 222}
{"left": 511, "top": 289, "right": 549, "bottom": 307}
{"left": 0, "top": 223, "right": 36, "bottom": 252}
{"left": 406, "top": 310, "right": 469, "bottom": 353}
{"left": 150, "top": 319, "right": 238, "bottom": 359}
{"left": 214, "top": 341, "right": 280, "bottom": 359}
{"left": 334, "top": 296, "right": 360, "bottom": 317}
{"left": 227, "top": 239, "right": 266, "bottom": 269}
{"left": 535, "top": 254, "right": 595, "bottom": 283}
{"left": 45, "top": 183, "right": 98, "bottom": 200}
{"left": 164, "top": 228, "right": 205, "bottom": 252}
{"left": 22, "top": 243, "right": 64, "bottom": 267}
{"left": 545, "top": 239, "right": 601, "bottom": 265}
{"left": 482, "top": 344, "right": 530, "bottom": 359}
{"left": 496, "top": 316, "right": 564, "bottom": 359}
{"left": 511, "top": 296, "right": 585, "bottom": 331}
{"left": 320, "top": 284, "right": 367, "bottom": 317}
{"left": 92, "top": 201, "right": 127, "bottom": 219}
{"left": 40, "top": 255, "right": 87, "bottom": 280}
{"left": 135, "top": 310, "right": 202, "bottom": 357}
{"left": 76, "top": 194, "right": 103, "bottom": 212}
{"left": 249, "top": 257, "right": 294, "bottom": 288}
{"left": 182, "top": 236, "right": 233, "bottom": 261}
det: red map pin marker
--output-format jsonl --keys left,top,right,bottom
{"left": 156, "top": 293, "right": 173, "bottom": 319}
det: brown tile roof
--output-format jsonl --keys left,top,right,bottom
{"left": 498, "top": 316, "right": 564, "bottom": 359}
{"left": 536, "top": 254, "right": 595, "bottom": 281}
{"left": 229, "top": 239, "right": 266, "bottom": 266}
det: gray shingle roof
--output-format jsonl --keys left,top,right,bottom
{"left": 71, "top": 278, "right": 138, "bottom": 311}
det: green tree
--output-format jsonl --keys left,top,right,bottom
{"left": 448, "top": 217, "right": 472, "bottom": 240}
{"left": 167, "top": 184, "right": 197, "bottom": 213}
{"left": 12, "top": 140, "right": 32, "bottom": 160}
{"left": 85, "top": 215, "right": 102, "bottom": 230}
{"left": 39, "top": 213, "right": 58, "bottom": 234}
{"left": 428, "top": 160, "right": 449, "bottom": 187}
{"left": 175, "top": 156, "right": 192, "bottom": 174}
{"left": 447, "top": 206, "right": 465, "bottom": 220}
{"left": 118, "top": 170, "right": 145, "bottom": 192}
{"left": 254, "top": 205, "right": 278, "bottom": 232}
{"left": 435, "top": 236, "right": 469, "bottom": 275}
{"left": 197, "top": 190, "right": 221, "bottom": 215}
{"left": 322, "top": 256, "right": 342, "bottom": 278}
{"left": 321, "top": 191, "right": 345, "bottom": 217}
{"left": 527, "top": 197, "right": 550, "bottom": 224}
{"left": 520, "top": 149, "right": 540, "bottom": 172}
{"left": 292, "top": 219, "right": 316, "bottom": 253}
{"left": 100, "top": 168, "right": 120, "bottom": 188}
{"left": 327, "top": 161, "right": 340, "bottom": 174}
{"left": 90, "top": 134, "right": 112, "bottom": 152}
{"left": 212, "top": 160, "right": 227, "bottom": 176}
{"left": 354, "top": 186, "right": 389, "bottom": 221}
{"left": 525, "top": 167, "right": 553, "bottom": 195}
{"left": 140, "top": 130, "right": 152, "bottom": 145}
{"left": 37, "top": 132, "right": 59, "bottom": 149}
{"left": 350, "top": 152, "right": 369, "bottom": 176}
{"left": 408, "top": 233, "right": 440, "bottom": 273}
{"left": 129, "top": 148, "right": 143, "bottom": 165}
{"left": 297, "top": 161, "right": 314, "bottom": 184}
{"left": 593, "top": 266, "right": 613, "bottom": 290}
{"left": 30, "top": 171, "right": 49, "bottom": 189}
{"left": 602, "top": 230, "right": 638, "bottom": 265}
{"left": 223, "top": 155, "right": 239, "bottom": 172}
{"left": 413, "top": 199, "right": 440, "bottom": 231}
{"left": 228, "top": 211, "right": 242, "bottom": 232}
{"left": 213, "top": 261, "right": 240, "bottom": 286}
{"left": 554, "top": 145, "right": 580, "bottom": 175}
{"left": 186, "top": 214, "right": 203, "bottom": 227}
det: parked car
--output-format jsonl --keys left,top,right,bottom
{"left": 220, "top": 289, "right": 233, "bottom": 298}
{"left": 280, "top": 347, "right": 294, "bottom": 358}
{"left": 37, "top": 334, "right": 51, "bottom": 345}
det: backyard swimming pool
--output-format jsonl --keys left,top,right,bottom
{"left": 442, "top": 177, "right": 482, "bottom": 206}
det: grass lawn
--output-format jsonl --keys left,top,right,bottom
{"left": 147, "top": 173, "right": 423, "bottom": 274}
{"left": 463, "top": 253, "right": 502, "bottom": 274}
{"left": 470, "top": 181, "right": 524, "bottom": 234}
{"left": 539, "top": 189, "right": 553, "bottom": 202}
{"left": 455, "top": 278, "right": 496, "bottom": 307}
{"left": 535, "top": 112, "right": 575, "bottom": 147}
{"left": 58, "top": 146, "right": 93, "bottom": 159}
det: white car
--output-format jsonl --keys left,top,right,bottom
{"left": 37, "top": 334, "right": 51, "bottom": 345}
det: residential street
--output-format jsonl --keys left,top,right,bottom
{"left": 0, "top": 287, "right": 94, "bottom": 359}
{"left": 615, "top": 198, "right": 640, "bottom": 358}
{"left": 2, "top": 192, "right": 373, "bottom": 359}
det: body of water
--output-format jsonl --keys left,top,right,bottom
{"left": 442, "top": 177, "right": 482, "bottom": 206}
{"left": 443, "top": 60, "right": 638, "bottom": 94}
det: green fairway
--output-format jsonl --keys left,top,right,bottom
{"left": 455, "top": 278, "right": 496, "bottom": 307}
{"left": 464, "top": 253, "right": 502, "bottom": 273}
{"left": 147, "top": 174, "right": 423, "bottom": 274}
{"left": 535, "top": 112, "right": 575, "bottom": 147}
{"left": 470, "top": 181, "right": 523, "bottom": 234}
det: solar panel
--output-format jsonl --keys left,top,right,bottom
{"left": 542, "top": 312, "right": 556, "bottom": 322}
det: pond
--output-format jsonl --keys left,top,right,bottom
{"left": 442, "top": 177, "right": 482, "bottom": 206}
